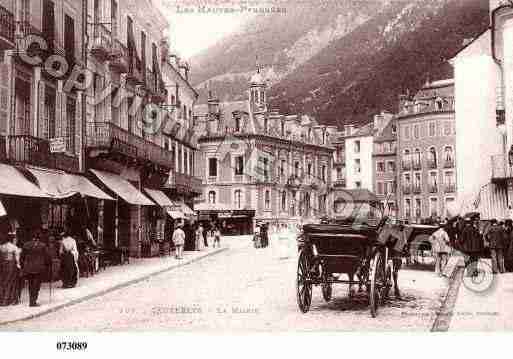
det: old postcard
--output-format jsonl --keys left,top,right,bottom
{"left": 0, "top": 0, "right": 509, "bottom": 354}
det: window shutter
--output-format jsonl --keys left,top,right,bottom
{"left": 75, "top": 94, "right": 82, "bottom": 155}
{"left": 0, "top": 63, "right": 12, "bottom": 135}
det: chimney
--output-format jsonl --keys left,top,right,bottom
{"left": 344, "top": 124, "right": 354, "bottom": 136}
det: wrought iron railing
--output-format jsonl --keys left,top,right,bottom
{"left": 412, "top": 185, "right": 422, "bottom": 194}
{"left": 428, "top": 184, "right": 438, "bottom": 194}
{"left": 0, "top": 5, "right": 15, "bottom": 45}
{"left": 168, "top": 171, "right": 203, "bottom": 193}
{"left": 403, "top": 185, "right": 411, "bottom": 195}
{"left": 90, "top": 23, "right": 112, "bottom": 60}
{"left": 8, "top": 134, "right": 51, "bottom": 167}
{"left": 444, "top": 184, "right": 456, "bottom": 194}
{"left": 427, "top": 158, "right": 437, "bottom": 169}
{"left": 86, "top": 121, "right": 173, "bottom": 169}
{"left": 444, "top": 159, "right": 455, "bottom": 168}
{"left": 402, "top": 159, "right": 411, "bottom": 171}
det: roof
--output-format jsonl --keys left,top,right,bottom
{"left": 374, "top": 119, "right": 397, "bottom": 142}
{"left": 347, "top": 122, "right": 374, "bottom": 138}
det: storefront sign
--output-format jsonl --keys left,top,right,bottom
{"left": 50, "top": 137, "right": 66, "bottom": 153}
{"left": 218, "top": 211, "right": 233, "bottom": 218}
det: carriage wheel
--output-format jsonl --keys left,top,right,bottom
{"left": 296, "top": 249, "right": 312, "bottom": 313}
{"left": 382, "top": 260, "right": 393, "bottom": 300}
{"left": 369, "top": 251, "right": 385, "bottom": 318}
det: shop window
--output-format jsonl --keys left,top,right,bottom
{"left": 208, "top": 191, "right": 216, "bottom": 204}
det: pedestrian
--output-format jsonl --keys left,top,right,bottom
{"left": 59, "top": 230, "right": 79, "bottom": 288}
{"left": 172, "top": 222, "right": 185, "bottom": 259}
{"left": 202, "top": 223, "right": 208, "bottom": 248}
{"left": 20, "top": 229, "right": 51, "bottom": 307}
{"left": 485, "top": 219, "right": 506, "bottom": 274}
{"left": 460, "top": 217, "right": 482, "bottom": 277}
{"left": 0, "top": 231, "right": 22, "bottom": 306}
{"left": 430, "top": 222, "right": 451, "bottom": 276}
{"left": 195, "top": 224, "right": 204, "bottom": 251}
{"left": 213, "top": 227, "right": 221, "bottom": 248}
{"left": 504, "top": 220, "right": 513, "bottom": 272}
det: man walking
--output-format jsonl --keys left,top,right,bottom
{"left": 21, "top": 229, "right": 51, "bottom": 307}
{"left": 460, "top": 217, "right": 482, "bottom": 277}
{"left": 430, "top": 222, "right": 451, "bottom": 276}
{"left": 486, "top": 219, "right": 506, "bottom": 274}
{"left": 172, "top": 222, "right": 185, "bottom": 260}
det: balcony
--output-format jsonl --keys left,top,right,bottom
{"left": 90, "top": 24, "right": 112, "bottom": 61}
{"left": 444, "top": 184, "right": 456, "bottom": 194}
{"left": 166, "top": 171, "right": 203, "bottom": 195}
{"left": 492, "top": 154, "right": 512, "bottom": 181}
{"left": 412, "top": 185, "right": 422, "bottom": 194}
{"left": 403, "top": 185, "right": 411, "bottom": 195}
{"left": 86, "top": 122, "right": 173, "bottom": 170}
{"left": 145, "top": 70, "right": 167, "bottom": 104}
{"left": 443, "top": 159, "right": 455, "bottom": 169}
{"left": 7, "top": 134, "right": 79, "bottom": 172}
{"left": 428, "top": 184, "right": 438, "bottom": 194}
{"left": 110, "top": 39, "right": 129, "bottom": 73}
{"left": 0, "top": 5, "right": 15, "bottom": 48}
{"left": 412, "top": 160, "right": 422, "bottom": 170}
{"left": 126, "top": 52, "right": 144, "bottom": 87}
{"left": 427, "top": 159, "right": 437, "bottom": 169}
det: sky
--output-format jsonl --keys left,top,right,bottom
{"left": 156, "top": 1, "right": 256, "bottom": 59}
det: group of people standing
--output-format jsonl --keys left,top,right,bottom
{"left": 172, "top": 221, "right": 221, "bottom": 260}
{"left": 430, "top": 214, "right": 513, "bottom": 276}
{"left": 253, "top": 223, "right": 270, "bottom": 248}
{"left": 0, "top": 224, "right": 96, "bottom": 308}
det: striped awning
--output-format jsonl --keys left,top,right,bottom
{"left": 90, "top": 169, "right": 154, "bottom": 206}
{"left": 476, "top": 183, "right": 509, "bottom": 220}
{"left": 144, "top": 188, "right": 174, "bottom": 207}
{"left": 0, "top": 163, "right": 49, "bottom": 198}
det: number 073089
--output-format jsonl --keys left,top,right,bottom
{"left": 56, "top": 342, "right": 88, "bottom": 351}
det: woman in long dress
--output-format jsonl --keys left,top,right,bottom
{"left": 0, "top": 233, "right": 22, "bottom": 306}
{"left": 195, "top": 224, "right": 204, "bottom": 251}
{"left": 59, "top": 231, "right": 79, "bottom": 288}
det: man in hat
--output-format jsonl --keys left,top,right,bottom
{"left": 486, "top": 219, "right": 506, "bottom": 274}
{"left": 172, "top": 221, "right": 185, "bottom": 259}
{"left": 430, "top": 222, "right": 451, "bottom": 276}
{"left": 20, "top": 229, "right": 51, "bottom": 307}
{"left": 461, "top": 217, "right": 482, "bottom": 277}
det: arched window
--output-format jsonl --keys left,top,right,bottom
{"left": 403, "top": 149, "right": 411, "bottom": 169}
{"left": 445, "top": 146, "right": 454, "bottom": 163}
{"left": 264, "top": 190, "right": 271, "bottom": 210}
{"left": 208, "top": 191, "right": 216, "bottom": 204}
{"left": 281, "top": 191, "right": 287, "bottom": 211}
{"left": 414, "top": 148, "right": 421, "bottom": 168}
{"left": 234, "top": 189, "right": 242, "bottom": 209}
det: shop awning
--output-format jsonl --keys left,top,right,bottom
{"left": 0, "top": 163, "right": 49, "bottom": 198}
{"left": 166, "top": 210, "right": 185, "bottom": 219}
{"left": 0, "top": 199, "right": 6, "bottom": 217}
{"left": 90, "top": 169, "right": 154, "bottom": 206}
{"left": 27, "top": 167, "right": 114, "bottom": 200}
{"left": 144, "top": 188, "right": 174, "bottom": 207}
{"left": 181, "top": 203, "right": 195, "bottom": 216}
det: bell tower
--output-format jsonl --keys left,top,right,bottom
{"left": 249, "top": 65, "right": 267, "bottom": 113}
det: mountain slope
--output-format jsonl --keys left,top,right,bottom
{"left": 190, "top": 0, "right": 489, "bottom": 125}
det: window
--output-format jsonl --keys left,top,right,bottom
{"left": 414, "top": 172, "right": 421, "bottom": 190}
{"left": 307, "top": 163, "right": 312, "bottom": 176}
{"left": 321, "top": 165, "right": 326, "bottom": 182}
{"left": 443, "top": 121, "right": 452, "bottom": 136}
{"left": 234, "top": 156, "right": 244, "bottom": 176}
{"left": 281, "top": 159, "right": 286, "bottom": 177}
{"left": 414, "top": 124, "right": 420, "bottom": 139}
{"left": 429, "top": 122, "right": 436, "bottom": 137}
{"left": 355, "top": 181, "right": 361, "bottom": 189}
{"left": 208, "top": 191, "right": 216, "bottom": 204}
{"left": 235, "top": 117, "right": 241, "bottom": 132}
{"left": 355, "top": 159, "right": 361, "bottom": 173}
{"left": 281, "top": 191, "right": 287, "bottom": 211}
{"left": 428, "top": 147, "right": 437, "bottom": 167}
{"left": 404, "top": 173, "right": 411, "bottom": 187}
{"left": 64, "top": 14, "right": 75, "bottom": 61}
{"left": 265, "top": 190, "right": 270, "bottom": 210}
{"left": 294, "top": 161, "right": 300, "bottom": 177}
{"left": 377, "top": 162, "right": 385, "bottom": 173}
{"left": 354, "top": 140, "right": 361, "bottom": 153}
{"left": 43, "top": 89, "right": 56, "bottom": 140}
{"left": 281, "top": 121, "right": 285, "bottom": 136}
{"left": 42, "top": 0, "right": 54, "bottom": 41}
{"left": 430, "top": 198, "right": 438, "bottom": 217}
{"left": 413, "top": 148, "right": 421, "bottom": 168}
{"left": 405, "top": 199, "right": 411, "bottom": 218}
{"left": 387, "top": 161, "right": 396, "bottom": 172}
{"left": 111, "top": 0, "right": 118, "bottom": 36}
{"left": 234, "top": 190, "right": 242, "bottom": 209}
{"left": 263, "top": 118, "right": 268, "bottom": 133}
{"left": 429, "top": 171, "right": 438, "bottom": 191}
{"left": 336, "top": 167, "right": 342, "bottom": 180}
{"left": 260, "top": 157, "right": 269, "bottom": 181}
{"left": 436, "top": 98, "right": 443, "bottom": 110}
{"left": 111, "top": 87, "right": 119, "bottom": 125}
{"left": 445, "top": 197, "right": 455, "bottom": 217}
{"left": 20, "top": 0, "right": 30, "bottom": 23}
{"left": 444, "top": 146, "right": 454, "bottom": 164}
{"left": 415, "top": 198, "right": 422, "bottom": 218}
{"left": 404, "top": 125, "right": 410, "bottom": 140}
{"left": 308, "top": 128, "right": 312, "bottom": 141}
{"left": 445, "top": 171, "right": 455, "bottom": 187}
{"left": 377, "top": 182, "right": 384, "bottom": 195}
{"left": 208, "top": 158, "right": 218, "bottom": 177}
{"left": 65, "top": 97, "right": 76, "bottom": 154}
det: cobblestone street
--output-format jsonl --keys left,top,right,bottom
{"left": 2, "top": 236, "right": 449, "bottom": 331}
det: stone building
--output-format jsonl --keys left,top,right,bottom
{"left": 396, "top": 79, "right": 456, "bottom": 222}
{"left": 193, "top": 71, "right": 336, "bottom": 234}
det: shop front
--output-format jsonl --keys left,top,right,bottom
{"left": 195, "top": 203, "right": 255, "bottom": 236}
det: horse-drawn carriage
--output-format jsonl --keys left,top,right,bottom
{"left": 295, "top": 189, "right": 438, "bottom": 317}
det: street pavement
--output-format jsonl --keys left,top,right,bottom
{"left": 1, "top": 234, "right": 450, "bottom": 331}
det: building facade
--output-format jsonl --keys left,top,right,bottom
{"left": 372, "top": 112, "right": 398, "bottom": 217}
{"left": 0, "top": 0, "right": 201, "bottom": 260}
{"left": 194, "top": 71, "right": 336, "bottom": 234}
{"left": 396, "top": 79, "right": 457, "bottom": 223}
{"left": 344, "top": 123, "right": 374, "bottom": 191}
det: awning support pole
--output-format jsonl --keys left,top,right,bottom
{"left": 115, "top": 195, "right": 119, "bottom": 248}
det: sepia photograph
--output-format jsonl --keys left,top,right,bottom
{"left": 0, "top": 0, "right": 510, "bottom": 354}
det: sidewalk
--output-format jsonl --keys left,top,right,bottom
{"left": 449, "top": 259, "right": 513, "bottom": 331}
{"left": 0, "top": 246, "right": 227, "bottom": 326}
